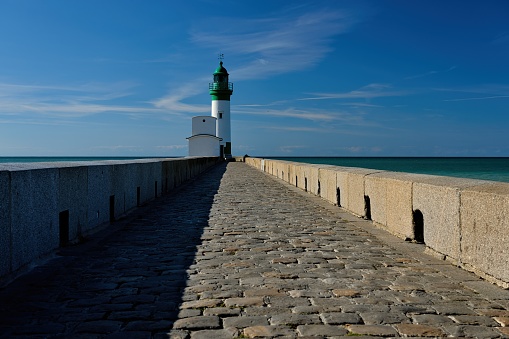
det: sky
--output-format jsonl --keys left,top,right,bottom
{"left": 0, "top": 0, "right": 508, "bottom": 157}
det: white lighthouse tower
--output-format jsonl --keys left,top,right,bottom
{"left": 209, "top": 56, "right": 233, "bottom": 158}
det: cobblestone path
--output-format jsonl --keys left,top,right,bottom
{"left": 1, "top": 162, "right": 509, "bottom": 338}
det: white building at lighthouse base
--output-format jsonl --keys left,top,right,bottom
{"left": 187, "top": 116, "right": 222, "bottom": 157}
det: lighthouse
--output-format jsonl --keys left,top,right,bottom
{"left": 209, "top": 58, "right": 233, "bottom": 158}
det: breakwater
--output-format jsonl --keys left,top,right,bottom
{"left": 0, "top": 157, "right": 220, "bottom": 284}
{"left": 244, "top": 157, "right": 509, "bottom": 288}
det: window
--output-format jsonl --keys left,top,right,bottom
{"left": 219, "top": 112, "right": 223, "bottom": 119}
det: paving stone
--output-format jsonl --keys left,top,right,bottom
{"left": 223, "top": 316, "right": 269, "bottom": 328}
{"left": 359, "top": 311, "right": 410, "bottom": 325}
{"left": 74, "top": 320, "right": 123, "bottom": 334}
{"left": 346, "top": 324, "right": 399, "bottom": 336}
{"left": 320, "top": 312, "right": 362, "bottom": 325}
{"left": 173, "top": 316, "right": 221, "bottom": 330}
{"left": 159, "top": 329, "right": 189, "bottom": 339}
{"left": 494, "top": 316, "right": 509, "bottom": 327}
{"left": 443, "top": 324, "right": 502, "bottom": 338}
{"left": 432, "top": 304, "right": 478, "bottom": 315}
{"left": 270, "top": 313, "right": 321, "bottom": 326}
{"left": 203, "top": 307, "right": 241, "bottom": 317}
{"left": 189, "top": 328, "right": 238, "bottom": 339}
{"left": 450, "top": 315, "right": 499, "bottom": 326}
{"left": 180, "top": 299, "right": 223, "bottom": 309}
{"left": 123, "top": 320, "right": 174, "bottom": 331}
{"left": 224, "top": 297, "right": 264, "bottom": 307}
{"left": 412, "top": 314, "right": 456, "bottom": 325}
{"left": 498, "top": 327, "right": 509, "bottom": 336}
{"left": 394, "top": 323, "right": 445, "bottom": 337}
{"left": 243, "top": 325, "right": 295, "bottom": 338}
{"left": 297, "top": 324, "right": 348, "bottom": 336}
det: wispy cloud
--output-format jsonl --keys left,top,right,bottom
{"left": 0, "top": 81, "right": 164, "bottom": 118}
{"left": 492, "top": 32, "right": 509, "bottom": 45}
{"left": 436, "top": 84, "right": 509, "bottom": 102}
{"left": 234, "top": 105, "right": 365, "bottom": 124}
{"left": 299, "top": 83, "right": 408, "bottom": 101}
{"left": 155, "top": 145, "right": 187, "bottom": 150}
{"left": 151, "top": 80, "right": 211, "bottom": 115}
{"left": 405, "top": 66, "right": 457, "bottom": 80}
{"left": 444, "top": 95, "right": 509, "bottom": 102}
{"left": 279, "top": 145, "right": 308, "bottom": 153}
{"left": 191, "top": 8, "right": 359, "bottom": 80}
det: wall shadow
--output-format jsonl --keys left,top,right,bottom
{"left": 0, "top": 162, "right": 227, "bottom": 337}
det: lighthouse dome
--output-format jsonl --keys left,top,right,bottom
{"left": 214, "top": 61, "right": 229, "bottom": 75}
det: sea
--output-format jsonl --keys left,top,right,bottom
{"left": 268, "top": 157, "right": 509, "bottom": 183}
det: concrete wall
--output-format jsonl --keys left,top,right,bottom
{"left": 245, "top": 158, "right": 509, "bottom": 288}
{"left": 0, "top": 157, "right": 220, "bottom": 284}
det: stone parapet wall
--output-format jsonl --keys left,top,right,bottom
{"left": 245, "top": 157, "right": 509, "bottom": 287}
{"left": 0, "top": 157, "right": 220, "bottom": 284}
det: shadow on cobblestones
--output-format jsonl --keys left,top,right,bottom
{"left": 0, "top": 162, "right": 227, "bottom": 338}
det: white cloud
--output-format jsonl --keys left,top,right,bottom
{"left": 299, "top": 83, "right": 409, "bottom": 101}
{"left": 151, "top": 81, "right": 210, "bottom": 114}
{"left": 436, "top": 84, "right": 509, "bottom": 102}
{"left": 443, "top": 95, "right": 509, "bottom": 102}
{"left": 279, "top": 145, "right": 308, "bottom": 153}
{"left": 155, "top": 145, "right": 187, "bottom": 150}
{"left": 0, "top": 81, "right": 165, "bottom": 118}
{"left": 404, "top": 66, "right": 457, "bottom": 80}
{"left": 191, "top": 8, "right": 358, "bottom": 80}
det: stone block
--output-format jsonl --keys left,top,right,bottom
{"left": 87, "top": 165, "right": 113, "bottom": 231}
{"left": 295, "top": 164, "right": 320, "bottom": 194}
{"left": 460, "top": 183, "right": 509, "bottom": 284}
{"left": 162, "top": 160, "right": 177, "bottom": 192}
{"left": 0, "top": 171, "right": 11, "bottom": 278}
{"left": 365, "top": 172, "right": 414, "bottom": 239}
{"left": 246, "top": 157, "right": 261, "bottom": 170}
{"left": 337, "top": 167, "right": 381, "bottom": 217}
{"left": 413, "top": 175, "right": 486, "bottom": 260}
{"left": 287, "top": 162, "right": 297, "bottom": 186}
{"left": 318, "top": 166, "right": 338, "bottom": 205}
{"left": 58, "top": 166, "right": 88, "bottom": 242}
{"left": 10, "top": 168, "right": 59, "bottom": 272}
{"left": 365, "top": 174, "right": 387, "bottom": 227}
{"left": 274, "top": 161, "right": 290, "bottom": 182}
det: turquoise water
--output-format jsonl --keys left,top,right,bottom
{"left": 268, "top": 157, "right": 509, "bottom": 183}
{"left": 0, "top": 156, "right": 173, "bottom": 163}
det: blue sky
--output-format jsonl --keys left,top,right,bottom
{"left": 0, "top": 0, "right": 508, "bottom": 157}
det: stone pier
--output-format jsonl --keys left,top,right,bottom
{"left": 1, "top": 162, "right": 509, "bottom": 338}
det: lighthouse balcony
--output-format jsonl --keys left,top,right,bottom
{"left": 209, "top": 82, "right": 233, "bottom": 91}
